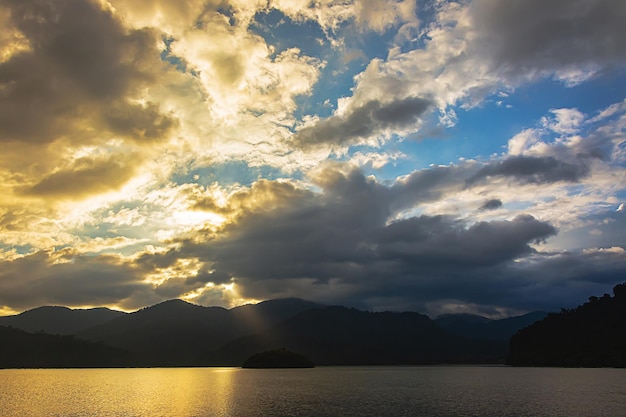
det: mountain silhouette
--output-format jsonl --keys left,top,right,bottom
{"left": 207, "top": 306, "right": 506, "bottom": 366}
{"left": 507, "top": 283, "right": 626, "bottom": 367}
{"left": 435, "top": 311, "right": 548, "bottom": 342}
{"left": 75, "top": 298, "right": 321, "bottom": 366}
{"left": 1, "top": 298, "right": 555, "bottom": 368}
{"left": 0, "top": 306, "right": 126, "bottom": 335}
{"left": 0, "top": 325, "right": 132, "bottom": 368}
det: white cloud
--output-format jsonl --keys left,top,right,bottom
{"left": 321, "top": 0, "right": 626, "bottom": 153}
{"left": 349, "top": 151, "right": 405, "bottom": 169}
{"left": 507, "top": 129, "right": 541, "bottom": 156}
{"left": 588, "top": 99, "right": 626, "bottom": 123}
{"left": 542, "top": 108, "right": 585, "bottom": 135}
{"left": 271, "top": 0, "right": 417, "bottom": 37}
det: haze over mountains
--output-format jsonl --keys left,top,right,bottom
{"left": 434, "top": 312, "right": 548, "bottom": 342}
{"left": 0, "top": 298, "right": 548, "bottom": 368}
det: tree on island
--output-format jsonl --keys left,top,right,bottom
{"left": 242, "top": 348, "right": 314, "bottom": 368}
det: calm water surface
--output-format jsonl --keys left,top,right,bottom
{"left": 1, "top": 366, "right": 625, "bottom": 416}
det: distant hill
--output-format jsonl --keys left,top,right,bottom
{"left": 435, "top": 311, "right": 548, "bottom": 342}
{"left": 507, "top": 283, "right": 626, "bottom": 367}
{"left": 0, "top": 306, "right": 126, "bottom": 335}
{"left": 207, "top": 306, "right": 507, "bottom": 366}
{"left": 0, "top": 325, "right": 132, "bottom": 368}
{"left": 76, "top": 298, "right": 322, "bottom": 366}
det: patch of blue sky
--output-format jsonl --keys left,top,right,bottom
{"left": 500, "top": 200, "right": 537, "bottom": 213}
{"left": 563, "top": 184, "right": 588, "bottom": 197}
{"left": 336, "top": 133, "right": 463, "bottom": 182}
{"left": 171, "top": 160, "right": 294, "bottom": 188}
{"left": 214, "top": 5, "right": 236, "bottom": 27}
{"left": 294, "top": 59, "right": 365, "bottom": 119}
{"left": 338, "top": 70, "right": 626, "bottom": 183}
{"left": 251, "top": 9, "right": 327, "bottom": 58}
{"left": 427, "top": 72, "right": 626, "bottom": 162}
{"left": 250, "top": 9, "right": 350, "bottom": 119}
{"left": 0, "top": 243, "right": 33, "bottom": 255}
{"left": 250, "top": 8, "right": 408, "bottom": 122}
{"left": 444, "top": 103, "right": 533, "bottom": 160}
{"left": 301, "top": 28, "right": 397, "bottom": 119}
{"left": 510, "top": 71, "right": 626, "bottom": 116}
{"left": 160, "top": 36, "right": 190, "bottom": 74}
{"left": 344, "top": 24, "right": 397, "bottom": 62}
{"left": 306, "top": 18, "right": 411, "bottom": 116}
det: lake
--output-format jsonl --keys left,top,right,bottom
{"left": 1, "top": 366, "right": 625, "bottom": 416}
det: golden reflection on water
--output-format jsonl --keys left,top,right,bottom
{"left": 2, "top": 366, "right": 625, "bottom": 417}
{"left": 0, "top": 367, "right": 238, "bottom": 417}
{"left": 109, "top": 367, "right": 237, "bottom": 416}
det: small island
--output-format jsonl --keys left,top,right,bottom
{"left": 242, "top": 349, "right": 315, "bottom": 368}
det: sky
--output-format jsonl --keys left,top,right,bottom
{"left": 0, "top": 0, "right": 625, "bottom": 318}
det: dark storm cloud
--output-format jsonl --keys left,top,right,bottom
{"left": 22, "top": 156, "right": 138, "bottom": 199}
{"left": 470, "top": 0, "right": 626, "bottom": 77}
{"left": 185, "top": 270, "right": 232, "bottom": 286}
{"left": 0, "top": 251, "right": 151, "bottom": 310}
{"left": 293, "top": 96, "right": 431, "bottom": 148}
{"left": 482, "top": 248, "right": 626, "bottom": 312}
{"left": 388, "top": 165, "right": 465, "bottom": 211}
{"left": 0, "top": 0, "right": 175, "bottom": 145}
{"left": 104, "top": 101, "right": 178, "bottom": 143}
{"left": 375, "top": 214, "right": 556, "bottom": 267}
{"left": 466, "top": 155, "right": 589, "bottom": 186}
{"left": 361, "top": 247, "right": 626, "bottom": 315}
{"left": 479, "top": 199, "right": 503, "bottom": 211}
{"left": 145, "top": 166, "right": 608, "bottom": 314}
{"left": 2, "top": 163, "right": 624, "bottom": 315}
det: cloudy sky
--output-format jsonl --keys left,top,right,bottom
{"left": 1, "top": 0, "right": 625, "bottom": 317}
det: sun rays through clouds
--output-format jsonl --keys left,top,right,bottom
{"left": 0, "top": 0, "right": 625, "bottom": 315}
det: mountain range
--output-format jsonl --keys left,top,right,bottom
{"left": 0, "top": 306, "right": 126, "bottom": 335}
{"left": 0, "top": 298, "right": 548, "bottom": 368}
